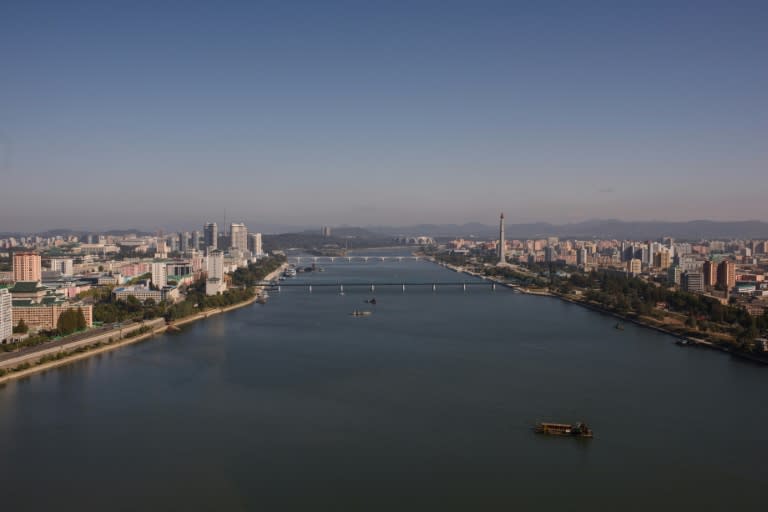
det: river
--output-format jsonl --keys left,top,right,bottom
{"left": 1, "top": 251, "right": 766, "bottom": 511}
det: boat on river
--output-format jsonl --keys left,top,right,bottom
{"left": 351, "top": 310, "right": 372, "bottom": 317}
{"left": 535, "top": 422, "right": 593, "bottom": 438}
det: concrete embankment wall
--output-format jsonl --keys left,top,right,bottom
{"left": 0, "top": 318, "right": 166, "bottom": 371}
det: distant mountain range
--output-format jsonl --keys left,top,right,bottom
{"left": 364, "top": 220, "right": 768, "bottom": 240}
{"left": 2, "top": 220, "right": 767, "bottom": 241}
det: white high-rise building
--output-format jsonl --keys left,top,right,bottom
{"left": 0, "top": 288, "right": 12, "bottom": 343}
{"left": 151, "top": 262, "right": 167, "bottom": 288}
{"left": 207, "top": 250, "right": 224, "bottom": 281}
{"left": 229, "top": 223, "right": 248, "bottom": 252}
{"left": 249, "top": 233, "right": 263, "bottom": 256}
{"left": 50, "top": 258, "right": 74, "bottom": 276}
{"left": 205, "top": 249, "right": 226, "bottom": 295}
{"left": 155, "top": 239, "right": 168, "bottom": 259}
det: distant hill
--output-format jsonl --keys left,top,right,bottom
{"left": 365, "top": 220, "right": 768, "bottom": 240}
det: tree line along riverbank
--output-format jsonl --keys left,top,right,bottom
{"left": 427, "top": 252, "right": 768, "bottom": 364}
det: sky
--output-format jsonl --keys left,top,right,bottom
{"left": 1, "top": 0, "right": 766, "bottom": 232}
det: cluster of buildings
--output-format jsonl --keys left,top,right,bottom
{"left": 0, "top": 252, "right": 94, "bottom": 342}
{"left": 0, "top": 222, "right": 266, "bottom": 343}
{"left": 446, "top": 214, "right": 768, "bottom": 317}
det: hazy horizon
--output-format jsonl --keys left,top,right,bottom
{"left": 2, "top": 1, "right": 766, "bottom": 232}
{"left": 3, "top": 217, "right": 768, "bottom": 237}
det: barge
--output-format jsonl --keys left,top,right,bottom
{"left": 535, "top": 422, "right": 593, "bottom": 438}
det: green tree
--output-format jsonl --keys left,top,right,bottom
{"left": 75, "top": 307, "right": 87, "bottom": 331}
{"left": 13, "top": 319, "right": 29, "bottom": 334}
{"left": 57, "top": 310, "right": 78, "bottom": 335}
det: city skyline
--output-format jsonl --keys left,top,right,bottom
{"left": 1, "top": 1, "right": 767, "bottom": 231}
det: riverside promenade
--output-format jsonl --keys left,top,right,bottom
{"left": 0, "top": 264, "right": 287, "bottom": 384}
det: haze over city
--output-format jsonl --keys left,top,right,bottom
{"left": 1, "top": 1, "right": 766, "bottom": 232}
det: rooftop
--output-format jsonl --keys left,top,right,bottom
{"left": 9, "top": 281, "right": 45, "bottom": 293}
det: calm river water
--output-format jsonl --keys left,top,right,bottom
{"left": 1, "top": 252, "right": 766, "bottom": 510}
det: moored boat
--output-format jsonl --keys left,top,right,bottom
{"left": 535, "top": 422, "right": 593, "bottom": 438}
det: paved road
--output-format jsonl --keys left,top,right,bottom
{"left": 0, "top": 323, "right": 132, "bottom": 364}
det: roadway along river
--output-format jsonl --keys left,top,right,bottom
{"left": 1, "top": 252, "right": 766, "bottom": 510}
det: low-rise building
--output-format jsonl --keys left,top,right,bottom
{"left": 112, "top": 285, "right": 179, "bottom": 303}
{"left": 12, "top": 300, "right": 93, "bottom": 332}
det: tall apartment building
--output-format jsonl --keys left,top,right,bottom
{"left": 13, "top": 252, "right": 42, "bottom": 282}
{"left": 207, "top": 250, "right": 224, "bottom": 281}
{"left": 203, "top": 223, "right": 218, "bottom": 251}
{"left": 50, "top": 258, "right": 74, "bottom": 276}
{"left": 151, "top": 262, "right": 168, "bottom": 288}
{"left": 0, "top": 288, "right": 12, "bottom": 343}
{"left": 668, "top": 265, "right": 681, "bottom": 286}
{"left": 716, "top": 260, "right": 736, "bottom": 291}
{"left": 577, "top": 248, "right": 588, "bottom": 267}
{"left": 179, "top": 232, "right": 189, "bottom": 253}
{"left": 249, "top": 233, "right": 263, "bottom": 256}
{"left": 703, "top": 260, "right": 717, "bottom": 287}
{"left": 205, "top": 249, "right": 226, "bottom": 296}
{"left": 229, "top": 223, "right": 248, "bottom": 252}
{"left": 192, "top": 231, "right": 202, "bottom": 251}
{"left": 682, "top": 271, "right": 704, "bottom": 293}
{"left": 627, "top": 258, "right": 642, "bottom": 276}
{"left": 653, "top": 250, "right": 671, "bottom": 270}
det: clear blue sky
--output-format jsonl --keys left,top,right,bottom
{"left": 1, "top": 0, "right": 766, "bottom": 232}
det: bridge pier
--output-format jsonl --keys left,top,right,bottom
{"left": 492, "top": 282, "right": 496, "bottom": 291}
{"left": 309, "top": 285, "right": 312, "bottom": 293}
{"left": 370, "top": 284, "right": 375, "bottom": 292}
{"left": 432, "top": 283, "right": 436, "bottom": 292}
{"left": 278, "top": 285, "right": 281, "bottom": 293}
{"left": 463, "top": 283, "right": 467, "bottom": 292}
{"left": 402, "top": 284, "right": 405, "bottom": 293}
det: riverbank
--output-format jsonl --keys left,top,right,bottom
{"left": 0, "top": 263, "right": 288, "bottom": 385}
{"left": 429, "top": 257, "right": 767, "bottom": 366}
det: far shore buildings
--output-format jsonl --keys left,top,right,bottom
{"left": 13, "top": 252, "right": 42, "bottom": 282}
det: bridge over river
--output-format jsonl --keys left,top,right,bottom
{"left": 258, "top": 280, "right": 519, "bottom": 293}
{"left": 287, "top": 255, "right": 423, "bottom": 264}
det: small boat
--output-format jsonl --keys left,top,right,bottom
{"left": 364, "top": 298, "right": 377, "bottom": 305}
{"left": 676, "top": 338, "right": 691, "bottom": 346}
{"left": 614, "top": 322, "right": 624, "bottom": 330}
{"left": 351, "top": 310, "right": 372, "bottom": 317}
{"left": 535, "top": 422, "right": 593, "bottom": 438}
